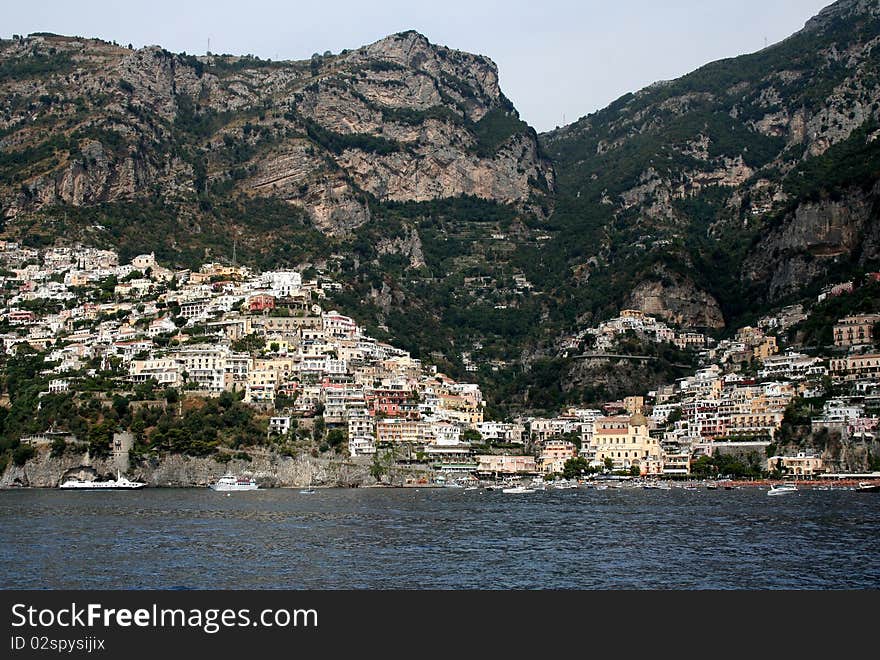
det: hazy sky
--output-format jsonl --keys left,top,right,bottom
{"left": 5, "top": 0, "right": 832, "bottom": 132}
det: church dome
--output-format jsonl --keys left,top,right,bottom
{"left": 630, "top": 411, "right": 648, "bottom": 426}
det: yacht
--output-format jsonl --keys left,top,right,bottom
{"left": 502, "top": 485, "right": 536, "bottom": 494}
{"left": 767, "top": 483, "right": 798, "bottom": 496}
{"left": 856, "top": 482, "right": 880, "bottom": 493}
{"left": 210, "top": 473, "right": 259, "bottom": 491}
{"left": 59, "top": 471, "right": 146, "bottom": 490}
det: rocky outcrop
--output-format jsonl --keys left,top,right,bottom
{"left": 376, "top": 225, "right": 426, "bottom": 268}
{"left": 626, "top": 268, "right": 725, "bottom": 329}
{"left": 743, "top": 183, "right": 880, "bottom": 299}
{"left": 0, "top": 449, "right": 379, "bottom": 489}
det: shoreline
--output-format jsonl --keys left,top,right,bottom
{"left": 3, "top": 478, "right": 876, "bottom": 491}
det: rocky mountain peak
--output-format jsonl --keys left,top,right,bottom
{"left": 803, "top": 0, "right": 880, "bottom": 34}
{"left": 0, "top": 30, "right": 552, "bottom": 234}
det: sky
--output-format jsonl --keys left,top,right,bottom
{"left": 5, "top": 0, "right": 833, "bottom": 132}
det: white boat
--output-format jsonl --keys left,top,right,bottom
{"left": 59, "top": 471, "right": 145, "bottom": 490}
{"left": 551, "top": 480, "right": 578, "bottom": 490}
{"left": 856, "top": 482, "right": 880, "bottom": 493}
{"left": 502, "top": 486, "right": 536, "bottom": 494}
{"left": 767, "top": 483, "right": 798, "bottom": 496}
{"left": 210, "top": 473, "right": 259, "bottom": 491}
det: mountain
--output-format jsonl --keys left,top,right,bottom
{"left": 0, "top": 30, "right": 551, "bottom": 236}
{"left": 0, "top": 30, "right": 559, "bottom": 395}
{"left": 540, "top": 0, "right": 880, "bottom": 332}
{"left": 2, "top": 0, "right": 879, "bottom": 412}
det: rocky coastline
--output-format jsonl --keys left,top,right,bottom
{"left": 0, "top": 448, "right": 433, "bottom": 489}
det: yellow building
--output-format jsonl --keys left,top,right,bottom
{"left": 591, "top": 413, "right": 662, "bottom": 475}
{"left": 830, "top": 353, "right": 880, "bottom": 381}
{"left": 623, "top": 396, "right": 644, "bottom": 415}
{"left": 753, "top": 336, "right": 778, "bottom": 360}
{"left": 375, "top": 419, "right": 431, "bottom": 445}
{"left": 767, "top": 453, "right": 824, "bottom": 477}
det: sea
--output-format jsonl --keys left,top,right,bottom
{"left": 1, "top": 486, "right": 878, "bottom": 589}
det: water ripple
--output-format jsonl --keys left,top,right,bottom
{"left": 1, "top": 488, "right": 878, "bottom": 589}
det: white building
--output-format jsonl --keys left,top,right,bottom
{"left": 269, "top": 271, "right": 302, "bottom": 298}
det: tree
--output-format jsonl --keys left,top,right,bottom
{"left": 770, "top": 457, "right": 785, "bottom": 479}
{"left": 12, "top": 444, "right": 35, "bottom": 466}
{"left": 87, "top": 420, "right": 115, "bottom": 458}
{"left": 603, "top": 457, "right": 614, "bottom": 471}
{"left": 327, "top": 429, "right": 346, "bottom": 450}
{"left": 50, "top": 436, "right": 67, "bottom": 457}
{"left": 690, "top": 455, "right": 714, "bottom": 478}
{"left": 561, "top": 430, "right": 582, "bottom": 450}
{"left": 312, "top": 416, "right": 326, "bottom": 442}
{"left": 461, "top": 428, "right": 482, "bottom": 443}
{"left": 369, "top": 448, "right": 395, "bottom": 483}
{"left": 563, "top": 457, "right": 590, "bottom": 479}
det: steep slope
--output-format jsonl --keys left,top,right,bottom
{"left": 540, "top": 0, "right": 880, "bottom": 331}
{"left": 0, "top": 30, "right": 552, "bottom": 238}
{"left": 2, "top": 1, "right": 880, "bottom": 414}
{"left": 0, "top": 31, "right": 557, "bottom": 392}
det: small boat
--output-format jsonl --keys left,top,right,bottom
{"left": 210, "top": 473, "right": 259, "bottom": 491}
{"left": 767, "top": 483, "right": 798, "bottom": 496}
{"left": 299, "top": 473, "right": 316, "bottom": 494}
{"left": 856, "top": 482, "right": 880, "bottom": 493}
{"left": 59, "top": 471, "right": 146, "bottom": 490}
{"left": 502, "top": 486, "right": 536, "bottom": 494}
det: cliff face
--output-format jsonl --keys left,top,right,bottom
{"left": 743, "top": 182, "right": 880, "bottom": 300}
{"left": 540, "top": 0, "right": 880, "bottom": 329}
{"left": 625, "top": 266, "right": 725, "bottom": 329}
{"left": 0, "top": 448, "right": 379, "bottom": 488}
{"left": 0, "top": 31, "right": 553, "bottom": 235}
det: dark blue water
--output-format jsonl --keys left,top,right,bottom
{"left": 1, "top": 487, "right": 877, "bottom": 589}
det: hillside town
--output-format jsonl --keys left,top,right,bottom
{"left": 1, "top": 241, "right": 878, "bottom": 483}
